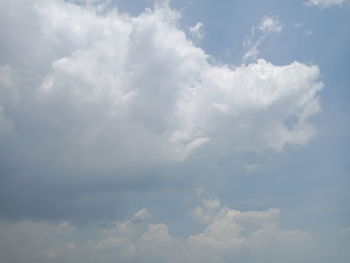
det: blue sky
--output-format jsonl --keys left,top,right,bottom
{"left": 0, "top": 0, "right": 349, "bottom": 262}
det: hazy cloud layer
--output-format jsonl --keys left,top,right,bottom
{"left": 0, "top": 196, "right": 311, "bottom": 263}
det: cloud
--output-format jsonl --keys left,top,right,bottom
{"left": 187, "top": 207, "right": 308, "bottom": 263}
{"left": 258, "top": 15, "right": 284, "bottom": 34}
{"left": 191, "top": 197, "right": 221, "bottom": 224}
{"left": 0, "top": 197, "right": 311, "bottom": 263}
{"left": 189, "top": 22, "right": 205, "bottom": 41}
{"left": 304, "top": 0, "right": 348, "bottom": 8}
{"left": 0, "top": 65, "right": 18, "bottom": 134}
{"left": 243, "top": 15, "right": 284, "bottom": 62}
{"left": 0, "top": 1, "right": 322, "bottom": 171}
{"left": 132, "top": 208, "right": 152, "bottom": 222}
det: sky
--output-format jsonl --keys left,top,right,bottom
{"left": 0, "top": 0, "right": 349, "bottom": 262}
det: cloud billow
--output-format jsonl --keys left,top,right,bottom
{"left": 0, "top": 0, "right": 322, "bottom": 171}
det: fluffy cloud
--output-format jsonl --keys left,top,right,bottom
{"left": 304, "top": 0, "right": 348, "bottom": 8}
{"left": 0, "top": 196, "right": 310, "bottom": 263}
{"left": 0, "top": 0, "right": 323, "bottom": 170}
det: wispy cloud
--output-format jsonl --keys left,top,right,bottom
{"left": 243, "top": 15, "right": 284, "bottom": 62}
{"left": 304, "top": 0, "right": 348, "bottom": 8}
{"left": 189, "top": 22, "right": 205, "bottom": 41}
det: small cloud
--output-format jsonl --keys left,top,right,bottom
{"left": 293, "top": 22, "right": 304, "bottom": 29}
{"left": 258, "top": 15, "right": 284, "bottom": 35}
{"left": 304, "top": 0, "right": 347, "bottom": 8}
{"left": 244, "top": 163, "right": 259, "bottom": 172}
{"left": 191, "top": 195, "right": 222, "bottom": 224}
{"left": 189, "top": 22, "right": 205, "bottom": 41}
{"left": 56, "top": 222, "right": 75, "bottom": 234}
{"left": 304, "top": 30, "right": 313, "bottom": 36}
{"left": 202, "top": 198, "right": 221, "bottom": 210}
{"left": 293, "top": 22, "right": 313, "bottom": 37}
{"left": 132, "top": 208, "right": 152, "bottom": 222}
{"left": 243, "top": 15, "right": 284, "bottom": 62}
{"left": 195, "top": 187, "right": 205, "bottom": 197}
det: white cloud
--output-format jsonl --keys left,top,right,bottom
{"left": 192, "top": 198, "right": 222, "bottom": 224}
{"left": 186, "top": 195, "right": 311, "bottom": 262}
{"left": 189, "top": 22, "right": 205, "bottom": 41}
{"left": 132, "top": 208, "right": 152, "bottom": 222}
{"left": 0, "top": 197, "right": 310, "bottom": 263}
{"left": 304, "top": 0, "right": 347, "bottom": 8}
{"left": 258, "top": 15, "right": 284, "bottom": 34}
{"left": 243, "top": 15, "right": 284, "bottom": 62}
{"left": 0, "top": 0, "right": 322, "bottom": 170}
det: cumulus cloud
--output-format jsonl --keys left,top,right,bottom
{"left": 0, "top": 1, "right": 322, "bottom": 171}
{"left": 0, "top": 198, "right": 310, "bottom": 263}
{"left": 304, "top": 0, "right": 348, "bottom": 8}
